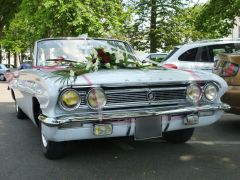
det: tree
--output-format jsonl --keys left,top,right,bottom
{"left": 195, "top": 0, "right": 239, "bottom": 37}
{"left": 0, "top": 0, "right": 22, "bottom": 63}
{"left": 1, "top": 0, "right": 130, "bottom": 55}
{"left": 127, "top": 0, "right": 185, "bottom": 53}
{"left": 127, "top": 1, "right": 222, "bottom": 52}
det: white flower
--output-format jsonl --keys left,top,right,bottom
{"left": 105, "top": 63, "right": 111, "bottom": 69}
{"left": 70, "top": 70, "right": 75, "bottom": 77}
{"left": 92, "top": 49, "right": 98, "bottom": 58}
{"left": 115, "top": 58, "right": 120, "bottom": 64}
{"left": 94, "top": 65, "right": 98, "bottom": 71}
{"left": 103, "top": 46, "right": 109, "bottom": 52}
{"left": 113, "top": 66, "right": 118, "bottom": 69}
{"left": 127, "top": 59, "right": 134, "bottom": 63}
{"left": 115, "top": 50, "right": 124, "bottom": 62}
{"left": 86, "top": 62, "right": 93, "bottom": 71}
{"left": 127, "top": 64, "right": 133, "bottom": 68}
{"left": 93, "top": 59, "right": 100, "bottom": 71}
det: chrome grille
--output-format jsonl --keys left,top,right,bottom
{"left": 104, "top": 87, "right": 187, "bottom": 108}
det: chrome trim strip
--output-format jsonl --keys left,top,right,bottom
{"left": 39, "top": 103, "right": 230, "bottom": 127}
{"left": 59, "top": 81, "right": 210, "bottom": 90}
{"left": 104, "top": 99, "right": 186, "bottom": 108}
{"left": 105, "top": 87, "right": 187, "bottom": 94}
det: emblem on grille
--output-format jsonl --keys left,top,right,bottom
{"left": 147, "top": 91, "right": 155, "bottom": 101}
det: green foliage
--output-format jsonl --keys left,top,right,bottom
{"left": 0, "top": 0, "right": 22, "bottom": 53}
{"left": 127, "top": 1, "right": 222, "bottom": 52}
{"left": 1, "top": 0, "right": 228, "bottom": 54}
{"left": 127, "top": 0, "right": 185, "bottom": 52}
{"left": 1, "top": 0, "right": 130, "bottom": 53}
{"left": 195, "top": 0, "right": 239, "bottom": 36}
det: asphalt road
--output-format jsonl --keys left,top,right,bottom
{"left": 0, "top": 81, "right": 240, "bottom": 180}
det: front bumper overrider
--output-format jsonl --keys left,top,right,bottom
{"left": 38, "top": 103, "right": 230, "bottom": 127}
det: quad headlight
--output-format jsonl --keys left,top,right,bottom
{"left": 59, "top": 89, "right": 81, "bottom": 111}
{"left": 186, "top": 84, "right": 202, "bottom": 103}
{"left": 87, "top": 88, "right": 107, "bottom": 110}
{"left": 204, "top": 83, "right": 218, "bottom": 101}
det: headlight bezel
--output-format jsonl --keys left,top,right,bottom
{"left": 203, "top": 83, "right": 219, "bottom": 102}
{"left": 59, "top": 89, "right": 81, "bottom": 111}
{"left": 86, "top": 88, "right": 107, "bottom": 110}
{"left": 186, "top": 83, "right": 202, "bottom": 103}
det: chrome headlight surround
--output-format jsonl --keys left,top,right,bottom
{"left": 59, "top": 89, "right": 81, "bottom": 111}
{"left": 86, "top": 88, "right": 107, "bottom": 110}
{"left": 186, "top": 84, "right": 202, "bottom": 103}
{"left": 203, "top": 83, "right": 218, "bottom": 102}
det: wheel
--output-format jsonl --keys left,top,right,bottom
{"left": 41, "top": 124, "right": 65, "bottom": 159}
{"left": 163, "top": 128, "right": 194, "bottom": 143}
{"left": 0, "top": 74, "right": 5, "bottom": 81}
{"left": 15, "top": 102, "right": 27, "bottom": 119}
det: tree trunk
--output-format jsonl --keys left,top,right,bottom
{"left": 0, "top": 48, "right": 2, "bottom": 64}
{"left": 14, "top": 53, "right": 17, "bottom": 67}
{"left": 21, "top": 52, "right": 24, "bottom": 63}
{"left": 30, "top": 46, "right": 33, "bottom": 61}
{"left": 0, "top": 21, "right": 2, "bottom": 64}
{"left": 149, "top": 0, "right": 157, "bottom": 53}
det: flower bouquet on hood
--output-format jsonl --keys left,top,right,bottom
{"left": 50, "top": 47, "right": 150, "bottom": 84}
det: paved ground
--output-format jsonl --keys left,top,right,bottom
{"left": 0, "top": 81, "right": 240, "bottom": 180}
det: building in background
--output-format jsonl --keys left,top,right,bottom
{"left": 227, "top": 17, "right": 240, "bottom": 39}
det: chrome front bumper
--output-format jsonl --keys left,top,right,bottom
{"left": 38, "top": 103, "right": 230, "bottom": 127}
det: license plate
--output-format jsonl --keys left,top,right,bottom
{"left": 135, "top": 116, "right": 162, "bottom": 140}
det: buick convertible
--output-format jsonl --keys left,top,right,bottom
{"left": 9, "top": 37, "right": 229, "bottom": 159}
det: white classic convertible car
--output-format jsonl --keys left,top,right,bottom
{"left": 9, "top": 37, "right": 229, "bottom": 159}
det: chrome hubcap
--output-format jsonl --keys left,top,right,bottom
{"left": 0, "top": 75, "right": 4, "bottom": 81}
{"left": 41, "top": 133, "right": 48, "bottom": 148}
{"left": 16, "top": 104, "right": 19, "bottom": 112}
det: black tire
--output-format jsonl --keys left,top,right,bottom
{"left": 41, "top": 124, "right": 65, "bottom": 159}
{"left": 15, "top": 102, "right": 27, "bottom": 119}
{"left": 0, "top": 74, "right": 5, "bottom": 81}
{"left": 163, "top": 128, "right": 194, "bottom": 143}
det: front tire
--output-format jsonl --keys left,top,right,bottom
{"left": 0, "top": 74, "right": 5, "bottom": 81}
{"left": 41, "top": 125, "right": 65, "bottom": 159}
{"left": 15, "top": 102, "right": 27, "bottom": 119}
{"left": 163, "top": 128, "right": 194, "bottom": 143}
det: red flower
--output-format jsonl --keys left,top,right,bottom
{"left": 92, "top": 58, "right": 96, "bottom": 64}
{"left": 97, "top": 50, "right": 105, "bottom": 57}
{"left": 103, "top": 55, "right": 110, "bottom": 63}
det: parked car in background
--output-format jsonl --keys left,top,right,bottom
{"left": 162, "top": 39, "right": 240, "bottom": 72}
{"left": 213, "top": 52, "right": 240, "bottom": 114}
{"left": 0, "top": 64, "right": 9, "bottom": 81}
{"left": 140, "top": 52, "right": 168, "bottom": 63}
{"left": 19, "top": 62, "right": 32, "bottom": 69}
{"left": 9, "top": 37, "right": 229, "bottom": 159}
{"left": 4, "top": 64, "right": 16, "bottom": 69}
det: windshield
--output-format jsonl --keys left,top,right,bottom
{"left": 36, "top": 39, "right": 137, "bottom": 66}
{"left": 162, "top": 47, "right": 179, "bottom": 61}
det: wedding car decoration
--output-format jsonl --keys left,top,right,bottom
{"left": 8, "top": 37, "right": 230, "bottom": 159}
{"left": 50, "top": 47, "right": 150, "bottom": 84}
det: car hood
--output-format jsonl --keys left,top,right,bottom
{"left": 36, "top": 68, "right": 220, "bottom": 87}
